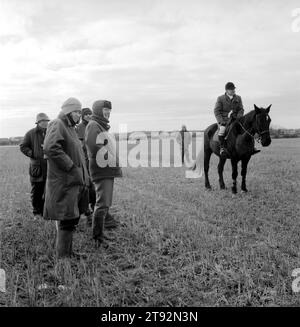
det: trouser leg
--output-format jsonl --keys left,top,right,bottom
{"left": 89, "top": 181, "right": 96, "bottom": 212}
{"left": 85, "top": 181, "right": 96, "bottom": 227}
{"left": 56, "top": 218, "right": 79, "bottom": 259}
{"left": 102, "top": 179, "right": 118, "bottom": 229}
{"left": 93, "top": 178, "right": 114, "bottom": 242}
{"left": 99, "top": 179, "right": 118, "bottom": 229}
{"left": 31, "top": 181, "right": 46, "bottom": 215}
{"left": 92, "top": 208, "right": 106, "bottom": 243}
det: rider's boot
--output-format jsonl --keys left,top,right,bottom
{"left": 218, "top": 135, "right": 229, "bottom": 158}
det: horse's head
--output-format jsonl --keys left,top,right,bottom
{"left": 253, "top": 104, "right": 272, "bottom": 147}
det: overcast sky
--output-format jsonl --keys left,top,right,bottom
{"left": 0, "top": 0, "right": 299, "bottom": 137}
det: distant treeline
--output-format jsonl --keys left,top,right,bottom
{"left": 268, "top": 128, "right": 300, "bottom": 139}
{"left": 1, "top": 128, "right": 299, "bottom": 146}
{"left": 0, "top": 136, "right": 24, "bottom": 146}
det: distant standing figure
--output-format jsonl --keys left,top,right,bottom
{"left": 20, "top": 113, "right": 50, "bottom": 220}
{"left": 43, "top": 98, "right": 89, "bottom": 259}
{"left": 176, "top": 125, "right": 192, "bottom": 164}
{"left": 76, "top": 107, "right": 96, "bottom": 220}
{"left": 85, "top": 100, "right": 122, "bottom": 246}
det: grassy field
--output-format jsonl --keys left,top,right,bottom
{"left": 0, "top": 138, "right": 300, "bottom": 307}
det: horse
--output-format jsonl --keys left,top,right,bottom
{"left": 201, "top": 104, "right": 272, "bottom": 193}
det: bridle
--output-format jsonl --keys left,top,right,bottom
{"left": 237, "top": 114, "right": 270, "bottom": 143}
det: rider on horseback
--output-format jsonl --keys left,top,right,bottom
{"left": 214, "top": 82, "right": 244, "bottom": 157}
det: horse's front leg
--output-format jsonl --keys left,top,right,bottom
{"left": 231, "top": 159, "right": 238, "bottom": 194}
{"left": 218, "top": 157, "right": 227, "bottom": 189}
{"left": 241, "top": 156, "right": 251, "bottom": 192}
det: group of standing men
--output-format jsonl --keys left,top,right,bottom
{"left": 20, "top": 98, "right": 122, "bottom": 259}
{"left": 19, "top": 82, "right": 249, "bottom": 260}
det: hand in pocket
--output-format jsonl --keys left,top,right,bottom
{"left": 67, "top": 166, "right": 83, "bottom": 186}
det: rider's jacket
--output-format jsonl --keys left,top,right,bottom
{"left": 214, "top": 93, "right": 244, "bottom": 125}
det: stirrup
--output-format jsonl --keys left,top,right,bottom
{"left": 220, "top": 147, "right": 226, "bottom": 155}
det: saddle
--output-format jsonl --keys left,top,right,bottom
{"left": 212, "top": 122, "right": 233, "bottom": 142}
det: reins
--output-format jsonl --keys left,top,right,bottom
{"left": 237, "top": 121, "right": 256, "bottom": 139}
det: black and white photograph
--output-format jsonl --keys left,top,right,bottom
{"left": 0, "top": 0, "right": 300, "bottom": 314}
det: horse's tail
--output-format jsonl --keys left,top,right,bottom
{"left": 185, "top": 135, "right": 204, "bottom": 179}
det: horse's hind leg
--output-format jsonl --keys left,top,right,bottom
{"left": 231, "top": 159, "right": 238, "bottom": 194}
{"left": 204, "top": 149, "right": 212, "bottom": 189}
{"left": 241, "top": 156, "right": 251, "bottom": 192}
{"left": 218, "top": 157, "right": 227, "bottom": 189}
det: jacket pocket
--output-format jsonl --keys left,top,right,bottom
{"left": 66, "top": 166, "right": 84, "bottom": 187}
{"left": 29, "top": 160, "right": 42, "bottom": 178}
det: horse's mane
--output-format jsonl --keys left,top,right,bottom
{"left": 238, "top": 110, "right": 256, "bottom": 124}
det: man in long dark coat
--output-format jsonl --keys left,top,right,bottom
{"left": 43, "top": 97, "right": 89, "bottom": 259}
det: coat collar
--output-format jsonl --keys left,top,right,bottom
{"left": 35, "top": 125, "right": 46, "bottom": 133}
{"left": 58, "top": 112, "right": 74, "bottom": 127}
{"left": 224, "top": 93, "right": 238, "bottom": 103}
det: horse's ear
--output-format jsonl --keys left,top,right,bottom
{"left": 254, "top": 104, "right": 260, "bottom": 114}
{"left": 266, "top": 104, "right": 272, "bottom": 113}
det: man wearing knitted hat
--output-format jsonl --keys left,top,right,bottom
{"left": 85, "top": 100, "right": 122, "bottom": 247}
{"left": 20, "top": 113, "right": 50, "bottom": 220}
{"left": 43, "top": 97, "right": 89, "bottom": 259}
{"left": 76, "top": 107, "right": 96, "bottom": 223}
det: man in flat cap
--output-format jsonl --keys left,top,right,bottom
{"left": 43, "top": 97, "right": 89, "bottom": 259}
{"left": 85, "top": 100, "right": 122, "bottom": 246}
{"left": 214, "top": 82, "right": 244, "bottom": 158}
{"left": 20, "top": 113, "right": 50, "bottom": 219}
{"left": 76, "top": 107, "right": 96, "bottom": 222}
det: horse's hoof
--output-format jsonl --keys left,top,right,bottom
{"left": 231, "top": 188, "right": 237, "bottom": 194}
{"left": 241, "top": 189, "right": 248, "bottom": 193}
{"left": 205, "top": 185, "right": 212, "bottom": 190}
{"left": 220, "top": 185, "right": 226, "bottom": 190}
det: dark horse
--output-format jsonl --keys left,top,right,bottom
{"left": 204, "top": 104, "right": 272, "bottom": 193}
